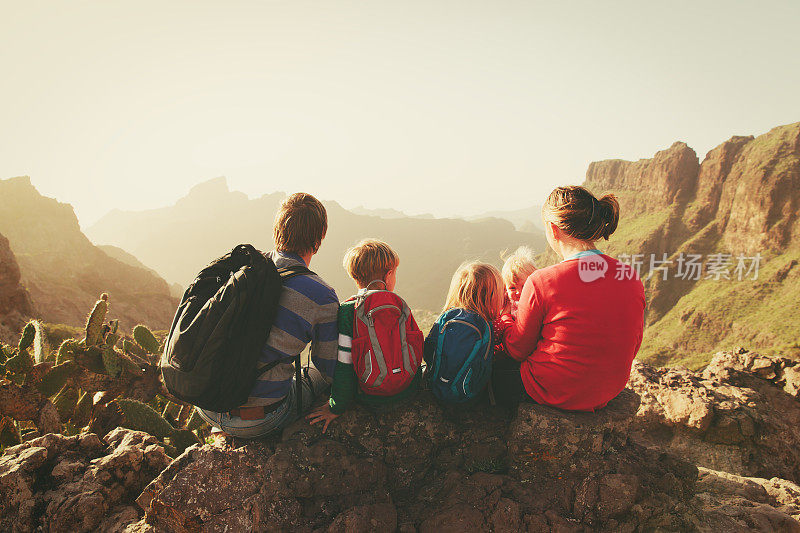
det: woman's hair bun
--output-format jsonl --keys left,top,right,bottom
{"left": 596, "top": 194, "right": 620, "bottom": 240}
{"left": 543, "top": 186, "right": 619, "bottom": 242}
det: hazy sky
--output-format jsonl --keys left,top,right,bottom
{"left": 2, "top": 1, "right": 799, "bottom": 227}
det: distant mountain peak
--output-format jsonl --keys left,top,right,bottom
{"left": 175, "top": 176, "right": 249, "bottom": 208}
{"left": 187, "top": 176, "right": 229, "bottom": 197}
{"left": 6, "top": 175, "right": 33, "bottom": 186}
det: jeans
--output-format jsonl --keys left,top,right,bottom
{"left": 196, "top": 367, "right": 330, "bottom": 439}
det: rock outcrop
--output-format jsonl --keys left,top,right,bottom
{"left": 133, "top": 390, "right": 705, "bottom": 532}
{"left": 585, "top": 141, "right": 701, "bottom": 215}
{"left": 630, "top": 349, "right": 800, "bottom": 485}
{"left": 4, "top": 350, "right": 800, "bottom": 532}
{"left": 0, "top": 232, "right": 33, "bottom": 343}
{"left": 0, "top": 176, "right": 178, "bottom": 331}
{"left": 0, "top": 428, "right": 170, "bottom": 532}
{"left": 92, "top": 350, "right": 800, "bottom": 532}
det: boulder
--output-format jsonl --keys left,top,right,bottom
{"left": 4, "top": 350, "right": 800, "bottom": 531}
{"left": 0, "top": 428, "right": 170, "bottom": 532}
{"left": 136, "top": 391, "right": 703, "bottom": 531}
{"left": 629, "top": 349, "right": 800, "bottom": 483}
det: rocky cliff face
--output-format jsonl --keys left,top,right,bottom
{"left": 586, "top": 123, "right": 800, "bottom": 251}
{"left": 0, "top": 232, "right": 34, "bottom": 342}
{"left": 586, "top": 141, "right": 701, "bottom": 215}
{"left": 583, "top": 122, "right": 800, "bottom": 366}
{"left": 0, "top": 177, "right": 178, "bottom": 331}
{"left": 3, "top": 350, "right": 800, "bottom": 532}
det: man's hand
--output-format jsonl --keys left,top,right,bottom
{"left": 306, "top": 402, "right": 339, "bottom": 433}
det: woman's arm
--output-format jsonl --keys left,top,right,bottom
{"left": 504, "top": 275, "right": 546, "bottom": 361}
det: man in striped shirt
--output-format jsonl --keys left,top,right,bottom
{"left": 196, "top": 193, "right": 339, "bottom": 438}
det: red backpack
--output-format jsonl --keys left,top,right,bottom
{"left": 349, "top": 284, "right": 423, "bottom": 396}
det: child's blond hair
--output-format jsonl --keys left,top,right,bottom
{"left": 443, "top": 262, "right": 504, "bottom": 323}
{"left": 501, "top": 246, "right": 537, "bottom": 286}
{"left": 343, "top": 239, "right": 399, "bottom": 288}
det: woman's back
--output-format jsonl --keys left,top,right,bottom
{"left": 505, "top": 252, "right": 645, "bottom": 411}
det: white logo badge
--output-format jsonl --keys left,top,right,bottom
{"left": 578, "top": 254, "right": 608, "bottom": 282}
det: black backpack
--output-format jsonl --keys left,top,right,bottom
{"left": 160, "top": 244, "right": 311, "bottom": 413}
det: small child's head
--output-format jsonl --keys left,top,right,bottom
{"left": 444, "top": 262, "right": 504, "bottom": 322}
{"left": 343, "top": 239, "right": 399, "bottom": 291}
{"left": 501, "top": 246, "right": 537, "bottom": 303}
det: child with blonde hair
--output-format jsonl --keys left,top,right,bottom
{"left": 501, "top": 246, "right": 537, "bottom": 308}
{"left": 308, "top": 239, "right": 423, "bottom": 432}
{"left": 494, "top": 247, "right": 537, "bottom": 359}
{"left": 423, "top": 262, "right": 504, "bottom": 404}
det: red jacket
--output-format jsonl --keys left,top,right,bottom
{"left": 504, "top": 253, "right": 645, "bottom": 411}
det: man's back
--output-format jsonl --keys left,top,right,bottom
{"left": 240, "top": 250, "right": 339, "bottom": 407}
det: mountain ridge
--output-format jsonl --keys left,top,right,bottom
{"left": 584, "top": 121, "right": 800, "bottom": 366}
{"left": 87, "top": 180, "right": 545, "bottom": 312}
{"left": 0, "top": 176, "right": 178, "bottom": 333}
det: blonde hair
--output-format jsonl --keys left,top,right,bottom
{"left": 543, "top": 186, "right": 620, "bottom": 241}
{"left": 273, "top": 193, "right": 328, "bottom": 255}
{"left": 501, "top": 246, "right": 537, "bottom": 286}
{"left": 343, "top": 239, "right": 399, "bottom": 288}
{"left": 443, "top": 262, "right": 504, "bottom": 323}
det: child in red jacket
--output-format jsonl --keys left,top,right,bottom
{"left": 493, "top": 247, "right": 537, "bottom": 358}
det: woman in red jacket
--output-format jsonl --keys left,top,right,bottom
{"left": 494, "top": 186, "right": 645, "bottom": 411}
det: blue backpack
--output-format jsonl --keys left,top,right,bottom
{"left": 426, "top": 308, "right": 493, "bottom": 403}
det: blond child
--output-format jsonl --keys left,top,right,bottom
{"left": 423, "top": 262, "right": 505, "bottom": 403}
{"left": 494, "top": 246, "right": 537, "bottom": 358}
{"left": 501, "top": 246, "right": 538, "bottom": 308}
{"left": 308, "top": 239, "right": 423, "bottom": 431}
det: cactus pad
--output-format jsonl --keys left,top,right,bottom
{"left": 133, "top": 325, "right": 160, "bottom": 354}
{"left": 19, "top": 322, "right": 36, "bottom": 352}
{"left": 72, "top": 391, "right": 93, "bottom": 428}
{"left": 36, "top": 360, "right": 78, "bottom": 397}
{"left": 116, "top": 398, "right": 175, "bottom": 438}
{"left": 53, "top": 386, "right": 79, "bottom": 420}
{"left": 102, "top": 347, "right": 123, "bottom": 378}
{"left": 5, "top": 351, "right": 33, "bottom": 376}
{"left": 56, "top": 340, "right": 81, "bottom": 364}
{"left": 85, "top": 296, "right": 109, "bottom": 346}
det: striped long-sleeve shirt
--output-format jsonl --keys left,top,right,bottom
{"left": 240, "top": 251, "right": 339, "bottom": 408}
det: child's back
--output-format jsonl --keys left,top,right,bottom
{"left": 424, "top": 307, "right": 493, "bottom": 403}
{"left": 335, "top": 287, "right": 423, "bottom": 407}
{"left": 308, "top": 239, "right": 422, "bottom": 432}
{"left": 423, "top": 262, "right": 504, "bottom": 404}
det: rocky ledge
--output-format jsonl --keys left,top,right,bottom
{"left": 3, "top": 349, "right": 800, "bottom": 532}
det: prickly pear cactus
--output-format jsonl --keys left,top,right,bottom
{"left": 36, "top": 361, "right": 78, "bottom": 397}
{"left": 56, "top": 339, "right": 81, "bottom": 364}
{"left": 18, "top": 321, "right": 35, "bottom": 352}
{"left": 5, "top": 350, "right": 33, "bottom": 378}
{"left": 102, "top": 347, "right": 123, "bottom": 378}
{"left": 133, "top": 325, "right": 160, "bottom": 354}
{"left": 72, "top": 391, "right": 93, "bottom": 428}
{"left": 53, "top": 386, "right": 79, "bottom": 420}
{"left": 85, "top": 293, "right": 109, "bottom": 346}
{"left": 168, "top": 428, "right": 201, "bottom": 454}
{"left": 31, "top": 321, "right": 48, "bottom": 363}
{"left": 0, "top": 294, "right": 210, "bottom": 451}
{"left": 116, "top": 398, "right": 176, "bottom": 438}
